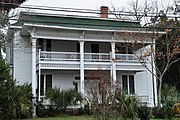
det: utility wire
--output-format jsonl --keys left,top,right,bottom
{"left": 1, "top": 2, "right": 180, "bottom": 30}
{"left": 0, "top": 2, "right": 180, "bottom": 19}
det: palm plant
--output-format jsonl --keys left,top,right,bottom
{"left": 46, "top": 87, "right": 83, "bottom": 113}
{"left": 161, "top": 84, "right": 179, "bottom": 118}
{"left": 115, "top": 91, "right": 139, "bottom": 119}
{"left": 153, "top": 84, "right": 179, "bottom": 119}
{"left": 0, "top": 58, "right": 32, "bottom": 119}
{"left": 13, "top": 83, "right": 32, "bottom": 119}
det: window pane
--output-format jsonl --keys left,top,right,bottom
{"left": 40, "top": 75, "right": 44, "bottom": 96}
{"left": 74, "top": 82, "right": 78, "bottom": 91}
{"left": 129, "top": 75, "right": 135, "bottom": 94}
{"left": 122, "top": 75, "right": 128, "bottom": 93}
{"left": 46, "top": 75, "right": 52, "bottom": 92}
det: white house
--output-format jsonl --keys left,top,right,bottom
{"left": 6, "top": 7, "right": 164, "bottom": 113}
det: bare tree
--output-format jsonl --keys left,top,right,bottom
{"left": 120, "top": 18, "right": 180, "bottom": 108}
{"left": 85, "top": 70, "right": 141, "bottom": 120}
{"left": 85, "top": 70, "right": 121, "bottom": 120}
{"left": 110, "top": 0, "right": 180, "bottom": 108}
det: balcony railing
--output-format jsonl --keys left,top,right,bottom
{"left": 37, "top": 51, "right": 145, "bottom": 63}
{"left": 116, "top": 54, "right": 145, "bottom": 62}
{"left": 39, "top": 51, "right": 80, "bottom": 62}
{"left": 84, "top": 53, "right": 111, "bottom": 62}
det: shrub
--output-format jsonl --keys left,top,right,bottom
{"left": 115, "top": 92, "right": 139, "bottom": 119}
{"left": 46, "top": 87, "right": 82, "bottom": 113}
{"left": 152, "top": 107, "right": 166, "bottom": 119}
{"left": 172, "top": 102, "right": 180, "bottom": 115}
{"left": 152, "top": 106, "right": 173, "bottom": 119}
{"left": 153, "top": 84, "right": 180, "bottom": 119}
{"left": 13, "top": 83, "right": 32, "bottom": 119}
{"left": 161, "top": 84, "right": 179, "bottom": 108}
{"left": 0, "top": 58, "right": 32, "bottom": 119}
{"left": 137, "top": 106, "right": 152, "bottom": 120}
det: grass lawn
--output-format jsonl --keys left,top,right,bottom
{"left": 23, "top": 115, "right": 94, "bottom": 120}
{"left": 22, "top": 115, "right": 180, "bottom": 120}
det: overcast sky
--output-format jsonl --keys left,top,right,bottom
{"left": 22, "top": 0, "right": 128, "bottom": 10}
{"left": 20, "top": 0, "right": 176, "bottom": 16}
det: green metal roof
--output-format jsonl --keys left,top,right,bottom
{"left": 12, "top": 12, "right": 141, "bottom": 30}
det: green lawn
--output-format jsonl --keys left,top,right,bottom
{"left": 23, "top": 115, "right": 93, "bottom": 120}
{"left": 22, "top": 115, "right": 180, "bottom": 120}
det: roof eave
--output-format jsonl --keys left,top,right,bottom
{"left": 24, "top": 23, "right": 166, "bottom": 34}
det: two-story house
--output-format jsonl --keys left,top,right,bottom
{"left": 6, "top": 7, "right": 164, "bottom": 111}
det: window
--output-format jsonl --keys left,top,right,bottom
{"left": 74, "top": 82, "right": 78, "bottom": 91}
{"left": 38, "top": 74, "right": 52, "bottom": 96}
{"left": 122, "top": 75, "right": 135, "bottom": 94}
{"left": 46, "top": 75, "right": 52, "bottom": 92}
{"left": 40, "top": 75, "right": 44, "bottom": 96}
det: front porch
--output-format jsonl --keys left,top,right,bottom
{"left": 37, "top": 70, "right": 150, "bottom": 105}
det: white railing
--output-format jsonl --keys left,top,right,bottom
{"left": 84, "top": 53, "right": 111, "bottom": 62}
{"left": 38, "top": 51, "right": 145, "bottom": 63}
{"left": 116, "top": 54, "right": 145, "bottom": 62}
{"left": 40, "top": 51, "right": 80, "bottom": 61}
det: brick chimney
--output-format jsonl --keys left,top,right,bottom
{"left": 100, "top": 6, "right": 108, "bottom": 18}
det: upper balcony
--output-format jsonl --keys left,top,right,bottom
{"left": 37, "top": 51, "right": 146, "bottom": 71}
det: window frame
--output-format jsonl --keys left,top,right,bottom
{"left": 121, "top": 74, "right": 135, "bottom": 95}
{"left": 38, "top": 74, "right": 52, "bottom": 96}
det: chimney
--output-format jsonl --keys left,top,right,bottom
{"left": 100, "top": 6, "right": 108, "bottom": 18}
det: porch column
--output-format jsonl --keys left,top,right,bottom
{"left": 38, "top": 68, "right": 41, "bottom": 101}
{"left": 111, "top": 42, "right": 116, "bottom": 82}
{"left": 31, "top": 37, "right": 37, "bottom": 118}
{"left": 80, "top": 41, "right": 85, "bottom": 96}
{"left": 38, "top": 49, "right": 41, "bottom": 101}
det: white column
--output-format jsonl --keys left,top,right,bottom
{"left": 38, "top": 49, "right": 41, "bottom": 101}
{"left": 80, "top": 41, "right": 85, "bottom": 96}
{"left": 38, "top": 69, "right": 41, "bottom": 101}
{"left": 111, "top": 42, "right": 116, "bottom": 82}
{"left": 31, "top": 38, "right": 37, "bottom": 118}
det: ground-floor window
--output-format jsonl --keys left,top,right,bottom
{"left": 122, "top": 75, "right": 135, "bottom": 94}
{"left": 38, "top": 74, "right": 52, "bottom": 96}
{"left": 73, "top": 77, "right": 80, "bottom": 91}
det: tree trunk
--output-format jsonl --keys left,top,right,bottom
{"left": 157, "top": 77, "right": 162, "bottom": 108}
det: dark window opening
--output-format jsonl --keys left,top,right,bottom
{"left": 46, "top": 74, "right": 52, "bottom": 92}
